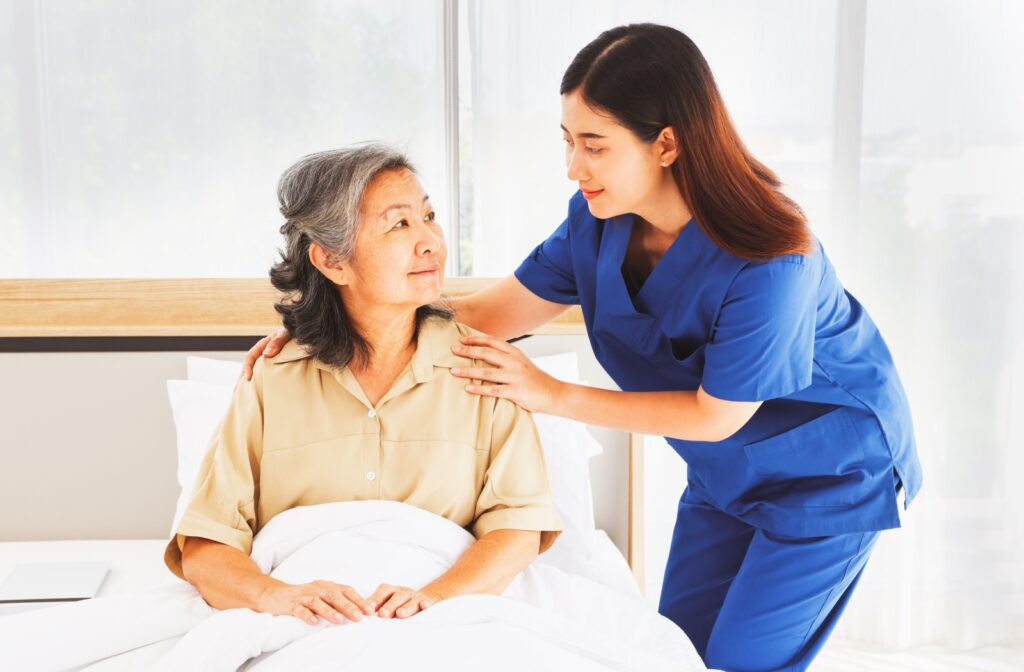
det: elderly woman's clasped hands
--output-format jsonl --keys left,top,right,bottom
{"left": 257, "top": 578, "right": 449, "bottom": 626}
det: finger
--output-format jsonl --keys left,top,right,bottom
{"left": 394, "top": 594, "right": 425, "bottom": 619}
{"left": 292, "top": 603, "right": 319, "bottom": 626}
{"left": 449, "top": 367, "right": 511, "bottom": 384}
{"left": 452, "top": 344, "right": 509, "bottom": 367}
{"left": 378, "top": 590, "right": 413, "bottom": 619}
{"left": 322, "top": 594, "right": 362, "bottom": 622}
{"left": 265, "top": 328, "right": 289, "bottom": 357}
{"left": 242, "top": 336, "right": 271, "bottom": 380}
{"left": 337, "top": 585, "right": 374, "bottom": 615}
{"left": 459, "top": 335, "right": 516, "bottom": 354}
{"left": 366, "top": 584, "right": 397, "bottom": 613}
{"left": 464, "top": 383, "right": 510, "bottom": 398}
{"left": 309, "top": 596, "right": 345, "bottom": 624}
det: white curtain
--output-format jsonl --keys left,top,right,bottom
{"left": 0, "top": 0, "right": 449, "bottom": 278}
{"left": 822, "top": 0, "right": 1024, "bottom": 649}
{"left": 465, "top": 0, "right": 1024, "bottom": 650}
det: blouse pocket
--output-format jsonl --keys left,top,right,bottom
{"left": 258, "top": 436, "right": 367, "bottom": 518}
{"left": 742, "top": 408, "right": 871, "bottom": 507}
{"left": 381, "top": 440, "right": 483, "bottom": 523}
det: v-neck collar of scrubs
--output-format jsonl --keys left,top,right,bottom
{"left": 605, "top": 212, "right": 700, "bottom": 318}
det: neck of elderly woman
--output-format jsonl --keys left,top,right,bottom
{"left": 341, "top": 292, "right": 418, "bottom": 375}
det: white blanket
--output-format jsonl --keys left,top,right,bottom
{"left": 0, "top": 501, "right": 707, "bottom": 671}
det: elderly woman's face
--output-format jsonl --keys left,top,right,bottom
{"left": 345, "top": 168, "right": 446, "bottom": 309}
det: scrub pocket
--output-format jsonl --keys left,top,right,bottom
{"left": 665, "top": 338, "right": 707, "bottom": 385}
{"left": 742, "top": 408, "right": 872, "bottom": 507}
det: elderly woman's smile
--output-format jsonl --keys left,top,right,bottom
{"left": 339, "top": 166, "right": 447, "bottom": 311}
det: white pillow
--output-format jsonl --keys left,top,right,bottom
{"left": 186, "top": 355, "right": 242, "bottom": 386}
{"left": 165, "top": 378, "right": 234, "bottom": 537}
{"left": 168, "top": 353, "right": 601, "bottom": 541}
{"left": 527, "top": 352, "right": 602, "bottom": 535}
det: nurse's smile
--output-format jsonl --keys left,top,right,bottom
{"left": 581, "top": 188, "right": 604, "bottom": 200}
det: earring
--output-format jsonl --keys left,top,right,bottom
{"left": 661, "top": 162, "right": 669, "bottom": 167}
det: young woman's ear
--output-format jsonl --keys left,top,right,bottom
{"left": 308, "top": 242, "right": 349, "bottom": 286}
{"left": 656, "top": 126, "right": 680, "bottom": 167}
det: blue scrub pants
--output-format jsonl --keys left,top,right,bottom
{"left": 658, "top": 495, "right": 879, "bottom": 672}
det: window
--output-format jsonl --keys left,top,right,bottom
{"left": 0, "top": 0, "right": 449, "bottom": 277}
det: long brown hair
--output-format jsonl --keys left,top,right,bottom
{"left": 561, "top": 23, "right": 812, "bottom": 260}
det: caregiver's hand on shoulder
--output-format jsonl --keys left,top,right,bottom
{"left": 449, "top": 335, "right": 565, "bottom": 414}
{"left": 367, "top": 583, "right": 448, "bottom": 619}
{"left": 241, "top": 328, "right": 292, "bottom": 381}
{"left": 256, "top": 579, "right": 374, "bottom": 626}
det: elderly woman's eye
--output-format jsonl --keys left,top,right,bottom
{"left": 425, "top": 212, "right": 436, "bottom": 222}
{"left": 393, "top": 219, "right": 409, "bottom": 229}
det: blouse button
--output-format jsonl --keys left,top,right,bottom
{"left": 368, "top": 409, "right": 377, "bottom": 418}
{"left": 366, "top": 471, "right": 376, "bottom": 481}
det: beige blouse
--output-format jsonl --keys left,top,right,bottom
{"left": 164, "top": 316, "right": 563, "bottom": 580}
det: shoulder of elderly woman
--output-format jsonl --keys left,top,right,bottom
{"left": 267, "top": 339, "right": 315, "bottom": 365}
{"left": 451, "top": 320, "right": 486, "bottom": 340}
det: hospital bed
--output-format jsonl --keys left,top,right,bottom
{"left": 0, "top": 279, "right": 706, "bottom": 671}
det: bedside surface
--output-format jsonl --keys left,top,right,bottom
{"left": 0, "top": 539, "right": 179, "bottom": 616}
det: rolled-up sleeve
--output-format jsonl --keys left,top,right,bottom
{"left": 472, "top": 397, "right": 564, "bottom": 554}
{"left": 163, "top": 362, "right": 265, "bottom": 581}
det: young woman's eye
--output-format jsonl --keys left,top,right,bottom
{"left": 585, "top": 146, "right": 603, "bottom": 155}
{"left": 425, "top": 211, "right": 436, "bottom": 223}
{"left": 563, "top": 137, "right": 574, "bottom": 147}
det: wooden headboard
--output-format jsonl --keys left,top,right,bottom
{"left": 0, "top": 278, "right": 645, "bottom": 590}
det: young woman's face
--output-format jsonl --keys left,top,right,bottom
{"left": 561, "top": 89, "right": 667, "bottom": 220}
{"left": 343, "top": 168, "right": 446, "bottom": 310}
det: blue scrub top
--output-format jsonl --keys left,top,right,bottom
{"left": 515, "top": 191, "right": 922, "bottom": 537}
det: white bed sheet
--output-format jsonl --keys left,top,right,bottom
{"left": 0, "top": 531, "right": 634, "bottom": 613}
{"left": 0, "top": 523, "right": 686, "bottom": 671}
{"left": 0, "top": 539, "right": 181, "bottom": 670}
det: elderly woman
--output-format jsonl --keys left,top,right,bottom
{"left": 164, "top": 145, "right": 563, "bottom": 627}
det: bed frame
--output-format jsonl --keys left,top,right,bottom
{"left": 0, "top": 278, "right": 645, "bottom": 590}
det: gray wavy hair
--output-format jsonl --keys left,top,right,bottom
{"left": 269, "top": 144, "right": 452, "bottom": 369}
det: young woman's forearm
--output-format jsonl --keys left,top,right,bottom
{"left": 181, "top": 536, "right": 283, "bottom": 611}
{"left": 553, "top": 382, "right": 759, "bottom": 442}
{"left": 448, "top": 276, "right": 571, "bottom": 340}
{"left": 422, "top": 529, "right": 540, "bottom": 599}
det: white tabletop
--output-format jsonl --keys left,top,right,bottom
{"left": 0, "top": 539, "right": 181, "bottom": 617}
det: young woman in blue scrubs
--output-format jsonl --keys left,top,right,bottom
{"left": 246, "top": 23, "right": 921, "bottom": 672}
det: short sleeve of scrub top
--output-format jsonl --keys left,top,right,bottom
{"left": 702, "top": 257, "right": 818, "bottom": 402}
{"left": 515, "top": 216, "right": 579, "bottom": 305}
